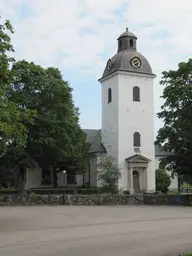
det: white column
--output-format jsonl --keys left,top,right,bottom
{"left": 145, "top": 167, "right": 147, "bottom": 191}
{"left": 146, "top": 161, "right": 156, "bottom": 192}
{"left": 129, "top": 167, "right": 134, "bottom": 194}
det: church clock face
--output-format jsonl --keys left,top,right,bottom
{"left": 130, "top": 57, "right": 141, "bottom": 68}
{"left": 106, "top": 59, "right": 113, "bottom": 71}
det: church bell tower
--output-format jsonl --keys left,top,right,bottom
{"left": 99, "top": 25, "right": 156, "bottom": 194}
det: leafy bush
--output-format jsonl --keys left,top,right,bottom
{"left": 97, "top": 186, "right": 118, "bottom": 195}
{"left": 29, "top": 188, "right": 98, "bottom": 195}
{"left": 0, "top": 188, "right": 19, "bottom": 194}
{"left": 156, "top": 169, "right": 171, "bottom": 193}
{"left": 97, "top": 156, "right": 121, "bottom": 189}
{"left": 0, "top": 187, "right": 118, "bottom": 195}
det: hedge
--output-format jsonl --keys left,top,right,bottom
{"left": 0, "top": 187, "right": 118, "bottom": 195}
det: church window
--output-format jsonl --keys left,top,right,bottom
{"left": 41, "top": 167, "right": 52, "bottom": 185}
{"left": 130, "top": 39, "right": 133, "bottom": 47}
{"left": 108, "top": 88, "right": 112, "bottom": 103}
{"left": 133, "top": 132, "right": 141, "bottom": 147}
{"left": 133, "top": 86, "right": 140, "bottom": 101}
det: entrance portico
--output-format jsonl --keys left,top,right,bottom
{"left": 125, "top": 154, "right": 150, "bottom": 194}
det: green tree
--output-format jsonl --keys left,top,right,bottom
{"left": 97, "top": 156, "right": 121, "bottom": 191}
{"left": 178, "top": 174, "right": 192, "bottom": 191}
{"left": 0, "top": 18, "right": 36, "bottom": 156}
{"left": 0, "top": 18, "right": 36, "bottom": 192}
{"left": 0, "top": 167, "right": 15, "bottom": 188}
{"left": 0, "top": 18, "right": 89, "bottom": 192}
{"left": 0, "top": 147, "right": 37, "bottom": 193}
{"left": 156, "top": 169, "right": 171, "bottom": 193}
{"left": 156, "top": 59, "right": 192, "bottom": 179}
{"left": 1, "top": 60, "right": 89, "bottom": 191}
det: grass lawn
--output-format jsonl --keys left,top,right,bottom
{"left": 167, "top": 191, "right": 180, "bottom": 195}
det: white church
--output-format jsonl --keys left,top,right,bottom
{"left": 25, "top": 27, "right": 178, "bottom": 193}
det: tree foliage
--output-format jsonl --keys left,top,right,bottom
{"left": 0, "top": 17, "right": 36, "bottom": 156}
{"left": 97, "top": 156, "right": 121, "bottom": 188}
{"left": 0, "top": 60, "right": 89, "bottom": 190}
{"left": 0, "top": 18, "right": 89, "bottom": 192}
{"left": 155, "top": 169, "right": 171, "bottom": 193}
{"left": 156, "top": 59, "right": 192, "bottom": 179}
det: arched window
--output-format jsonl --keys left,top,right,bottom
{"left": 108, "top": 88, "right": 112, "bottom": 103}
{"left": 133, "top": 86, "right": 140, "bottom": 101}
{"left": 133, "top": 132, "right": 141, "bottom": 147}
{"left": 130, "top": 39, "right": 133, "bottom": 47}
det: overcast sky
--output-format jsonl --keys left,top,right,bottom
{"left": 1, "top": 0, "right": 192, "bottom": 136}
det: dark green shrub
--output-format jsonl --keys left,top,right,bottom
{"left": 156, "top": 169, "right": 171, "bottom": 193}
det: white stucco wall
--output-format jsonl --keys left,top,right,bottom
{"left": 89, "top": 154, "right": 98, "bottom": 187}
{"left": 155, "top": 157, "right": 178, "bottom": 190}
{"left": 76, "top": 175, "right": 83, "bottom": 186}
{"left": 118, "top": 72, "right": 155, "bottom": 192}
{"left": 25, "top": 168, "right": 42, "bottom": 190}
{"left": 101, "top": 75, "right": 119, "bottom": 160}
{"left": 25, "top": 161, "right": 97, "bottom": 189}
{"left": 100, "top": 71, "right": 156, "bottom": 192}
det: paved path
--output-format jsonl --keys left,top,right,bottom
{"left": 0, "top": 205, "right": 192, "bottom": 256}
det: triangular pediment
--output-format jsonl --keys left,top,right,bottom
{"left": 125, "top": 154, "right": 150, "bottom": 163}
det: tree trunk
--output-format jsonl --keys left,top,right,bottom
{"left": 18, "top": 165, "right": 27, "bottom": 196}
{"left": 52, "top": 167, "right": 58, "bottom": 188}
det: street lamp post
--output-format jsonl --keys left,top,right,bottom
{"left": 62, "top": 170, "right": 66, "bottom": 186}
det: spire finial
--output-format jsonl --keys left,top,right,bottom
{"left": 125, "top": 18, "right": 128, "bottom": 32}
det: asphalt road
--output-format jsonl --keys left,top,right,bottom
{"left": 0, "top": 205, "right": 192, "bottom": 256}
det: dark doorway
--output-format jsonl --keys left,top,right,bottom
{"left": 133, "top": 170, "right": 140, "bottom": 193}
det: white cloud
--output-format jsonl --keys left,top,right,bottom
{"left": 1, "top": 0, "right": 192, "bottom": 132}
{"left": 1, "top": 0, "right": 128, "bottom": 71}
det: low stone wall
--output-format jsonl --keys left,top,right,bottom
{"left": 0, "top": 194, "right": 191, "bottom": 206}
{"left": 0, "top": 194, "right": 143, "bottom": 206}
{"left": 143, "top": 194, "right": 192, "bottom": 206}
{"left": 63, "top": 195, "right": 143, "bottom": 205}
{"left": 0, "top": 194, "right": 62, "bottom": 206}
